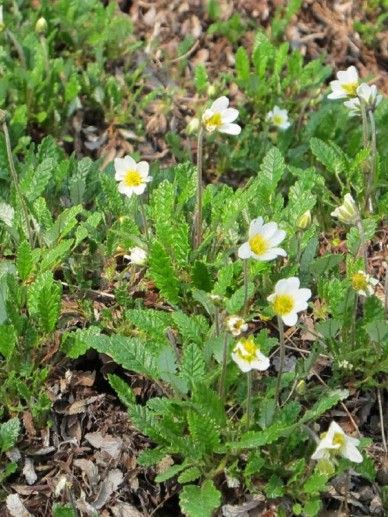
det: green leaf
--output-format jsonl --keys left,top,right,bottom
{"left": 310, "top": 254, "right": 343, "bottom": 276}
{"left": 194, "top": 64, "right": 208, "bottom": 92}
{"left": 155, "top": 462, "right": 189, "bottom": 483}
{"left": 226, "top": 281, "right": 254, "bottom": 314}
{"left": 52, "top": 503, "right": 77, "bottom": 517}
{"left": 16, "top": 240, "right": 34, "bottom": 280}
{"left": 178, "top": 466, "right": 202, "bottom": 484}
{"left": 180, "top": 480, "right": 221, "bottom": 517}
{"left": 148, "top": 241, "right": 180, "bottom": 305}
{"left": 172, "top": 311, "right": 208, "bottom": 345}
{"left": 0, "top": 324, "right": 17, "bottom": 360}
{"left": 187, "top": 410, "right": 220, "bottom": 453}
{"left": 301, "top": 389, "right": 349, "bottom": 423}
{"left": 20, "top": 158, "right": 55, "bottom": 202}
{"left": 181, "top": 343, "right": 205, "bottom": 386}
{"left": 365, "top": 320, "right": 388, "bottom": 344}
{"left": 0, "top": 418, "right": 20, "bottom": 453}
{"left": 310, "top": 138, "right": 344, "bottom": 175}
{"left": 259, "top": 147, "right": 285, "bottom": 191}
{"left": 0, "top": 202, "right": 15, "bottom": 227}
{"left": 107, "top": 374, "right": 135, "bottom": 407}
{"left": 191, "top": 261, "right": 213, "bottom": 292}
{"left": 265, "top": 474, "right": 284, "bottom": 498}
{"left": 27, "top": 272, "right": 62, "bottom": 333}
{"left": 137, "top": 447, "right": 166, "bottom": 467}
{"left": 303, "top": 473, "right": 328, "bottom": 495}
{"left": 81, "top": 334, "right": 158, "bottom": 379}
{"left": 235, "top": 46, "right": 250, "bottom": 82}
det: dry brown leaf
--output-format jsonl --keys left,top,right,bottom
{"left": 85, "top": 431, "right": 123, "bottom": 459}
{"left": 6, "top": 494, "right": 32, "bottom": 517}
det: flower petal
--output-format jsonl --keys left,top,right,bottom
{"left": 211, "top": 96, "right": 229, "bottom": 112}
{"left": 136, "top": 161, "right": 149, "bottom": 177}
{"left": 268, "top": 230, "right": 286, "bottom": 246}
{"left": 238, "top": 242, "right": 252, "bottom": 259}
{"left": 132, "top": 184, "right": 147, "bottom": 195}
{"left": 249, "top": 217, "right": 264, "bottom": 237}
{"left": 118, "top": 183, "right": 134, "bottom": 197}
{"left": 282, "top": 312, "right": 298, "bottom": 327}
{"left": 219, "top": 123, "right": 241, "bottom": 135}
{"left": 221, "top": 108, "right": 239, "bottom": 123}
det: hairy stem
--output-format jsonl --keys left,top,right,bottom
{"left": 356, "top": 217, "right": 368, "bottom": 273}
{"left": 275, "top": 316, "right": 285, "bottom": 405}
{"left": 377, "top": 388, "right": 388, "bottom": 453}
{"left": 243, "top": 260, "right": 249, "bottom": 317}
{"left": 218, "top": 333, "right": 228, "bottom": 402}
{"left": 193, "top": 126, "right": 204, "bottom": 249}
{"left": 139, "top": 197, "right": 150, "bottom": 241}
{"left": 1, "top": 117, "right": 33, "bottom": 246}
{"left": 246, "top": 370, "right": 252, "bottom": 430}
{"left": 365, "top": 109, "right": 376, "bottom": 213}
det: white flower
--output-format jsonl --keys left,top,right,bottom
{"left": 330, "top": 193, "right": 358, "bottom": 225}
{"left": 356, "top": 83, "right": 383, "bottom": 110}
{"left": 344, "top": 97, "right": 361, "bottom": 116}
{"left": 311, "top": 421, "right": 363, "bottom": 463}
{"left": 231, "top": 336, "right": 270, "bottom": 373}
{"left": 266, "top": 106, "right": 291, "bottom": 130}
{"left": 267, "top": 277, "right": 311, "bottom": 327}
{"left": 124, "top": 247, "right": 147, "bottom": 265}
{"left": 338, "top": 360, "right": 353, "bottom": 370}
{"left": 238, "top": 217, "right": 287, "bottom": 262}
{"left": 328, "top": 66, "right": 359, "bottom": 99}
{"left": 226, "top": 316, "right": 248, "bottom": 337}
{"left": 114, "top": 156, "right": 152, "bottom": 198}
{"left": 351, "top": 270, "right": 378, "bottom": 297}
{"left": 202, "top": 96, "right": 241, "bottom": 135}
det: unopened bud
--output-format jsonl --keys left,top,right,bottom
{"left": 297, "top": 210, "right": 311, "bottom": 230}
{"left": 35, "top": 17, "right": 48, "bottom": 35}
{"left": 207, "top": 84, "right": 216, "bottom": 97}
{"left": 0, "top": 6, "right": 4, "bottom": 32}
{"left": 296, "top": 380, "right": 306, "bottom": 395}
{"left": 186, "top": 117, "right": 200, "bottom": 135}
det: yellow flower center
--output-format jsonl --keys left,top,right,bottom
{"left": 273, "top": 294, "right": 294, "bottom": 316}
{"left": 123, "top": 169, "right": 143, "bottom": 187}
{"left": 272, "top": 114, "right": 284, "bottom": 126}
{"left": 204, "top": 112, "right": 222, "bottom": 129}
{"left": 333, "top": 432, "right": 345, "bottom": 448}
{"left": 351, "top": 272, "right": 368, "bottom": 292}
{"left": 248, "top": 234, "right": 269, "bottom": 255}
{"left": 342, "top": 82, "right": 358, "bottom": 96}
{"left": 235, "top": 337, "right": 257, "bottom": 362}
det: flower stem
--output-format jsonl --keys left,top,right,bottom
{"left": 246, "top": 370, "right": 252, "bottom": 430}
{"left": 218, "top": 333, "right": 228, "bottom": 402}
{"left": 296, "top": 230, "right": 302, "bottom": 263}
{"left": 193, "top": 126, "right": 204, "bottom": 249}
{"left": 139, "top": 197, "right": 150, "bottom": 241}
{"left": 365, "top": 109, "right": 376, "bottom": 213}
{"left": 356, "top": 217, "right": 368, "bottom": 273}
{"left": 1, "top": 115, "right": 33, "bottom": 246}
{"left": 275, "top": 316, "right": 285, "bottom": 406}
{"left": 243, "top": 260, "right": 249, "bottom": 317}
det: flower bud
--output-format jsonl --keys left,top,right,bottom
{"left": 35, "top": 17, "right": 48, "bottom": 35}
{"left": 186, "top": 117, "right": 200, "bottom": 135}
{"left": 207, "top": 84, "right": 216, "bottom": 97}
{"left": 297, "top": 210, "right": 311, "bottom": 230}
{"left": 296, "top": 380, "right": 306, "bottom": 395}
{"left": 330, "top": 193, "right": 358, "bottom": 225}
{"left": 0, "top": 6, "right": 4, "bottom": 32}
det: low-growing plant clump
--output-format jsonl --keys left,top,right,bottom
{"left": 0, "top": 1, "right": 387, "bottom": 516}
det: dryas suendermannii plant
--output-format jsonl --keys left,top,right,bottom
{"left": 0, "top": 29, "right": 386, "bottom": 513}
{"left": 59, "top": 69, "right": 386, "bottom": 516}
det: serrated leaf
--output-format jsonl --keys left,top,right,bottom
{"left": 107, "top": 373, "right": 135, "bottom": 407}
{"left": 0, "top": 202, "right": 14, "bottom": 227}
{"left": 0, "top": 418, "right": 20, "bottom": 453}
{"left": 178, "top": 466, "right": 201, "bottom": 484}
{"left": 155, "top": 462, "right": 189, "bottom": 483}
{"left": 16, "top": 240, "right": 33, "bottom": 280}
{"left": 39, "top": 239, "right": 74, "bottom": 272}
{"left": 0, "top": 324, "right": 17, "bottom": 360}
{"left": 235, "top": 46, "right": 250, "bottom": 82}
{"left": 52, "top": 504, "right": 77, "bottom": 517}
{"left": 181, "top": 343, "right": 205, "bottom": 386}
{"left": 148, "top": 241, "right": 180, "bottom": 305}
{"left": 303, "top": 473, "right": 328, "bottom": 495}
{"left": 20, "top": 158, "right": 55, "bottom": 202}
{"left": 194, "top": 64, "right": 208, "bottom": 92}
{"left": 301, "top": 389, "right": 349, "bottom": 423}
{"left": 172, "top": 311, "right": 208, "bottom": 345}
{"left": 259, "top": 147, "right": 285, "bottom": 191}
{"left": 180, "top": 480, "right": 221, "bottom": 517}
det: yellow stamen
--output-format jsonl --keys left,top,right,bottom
{"left": 273, "top": 114, "right": 284, "bottom": 126}
{"left": 123, "top": 169, "right": 143, "bottom": 187}
{"left": 248, "top": 234, "right": 268, "bottom": 255}
{"left": 342, "top": 82, "right": 358, "bottom": 96}
{"left": 273, "top": 294, "right": 294, "bottom": 316}
{"left": 235, "top": 337, "right": 257, "bottom": 362}
{"left": 351, "top": 272, "right": 368, "bottom": 292}
{"left": 204, "top": 112, "right": 222, "bottom": 129}
{"left": 333, "top": 432, "right": 345, "bottom": 448}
